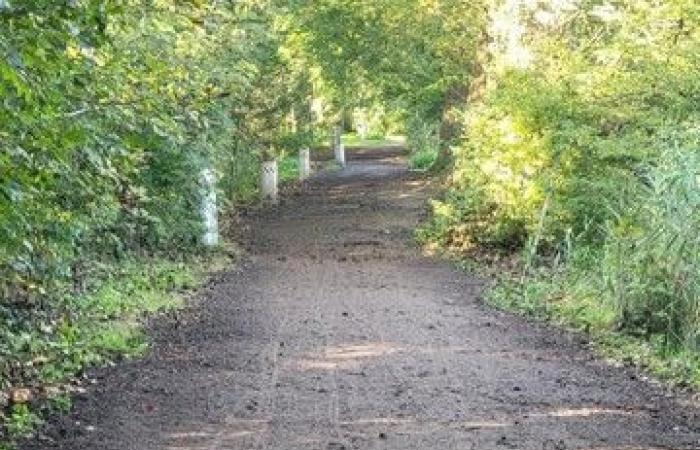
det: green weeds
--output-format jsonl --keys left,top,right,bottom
{"left": 279, "top": 154, "right": 301, "bottom": 184}
{"left": 3, "top": 405, "right": 41, "bottom": 440}
{"left": 487, "top": 266, "right": 700, "bottom": 388}
{"left": 0, "top": 252, "right": 227, "bottom": 447}
{"left": 409, "top": 149, "right": 439, "bottom": 171}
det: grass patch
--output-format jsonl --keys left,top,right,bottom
{"left": 417, "top": 211, "right": 699, "bottom": 389}
{"left": 278, "top": 154, "right": 300, "bottom": 184}
{"left": 3, "top": 405, "right": 41, "bottom": 440}
{"left": 486, "top": 266, "right": 700, "bottom": 389}
{"left": 409, "top": 149, "right": 438, "bottom": 170}
{"left": 0, "top": 250, "right": 230, "bottom": 447}
{"left": 342, "top": 133, "right": 405, "bottom": 148}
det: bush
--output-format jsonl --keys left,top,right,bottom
{"left": 0, "top": 1, "right": 313, "bottom": 300}
{"left": 406, "top": 116, "right": 440, "bottom": 154}
{"left": 409, "top": 150, "right": 438, "bottom": 170}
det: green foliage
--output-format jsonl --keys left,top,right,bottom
{"left": 1, "top": 3, "right": 314, "bottom": 436}
{"left": 414, "top": 0, "right": 700, "bottom": 373}
{"left": 4, "top": 404, "right": 41, "bottom": 439}
{"left": 0, "top": 255, "right": 212, "bottom": 445}
{"left": 487, "top": 255, "right": 700, "bottom": 388}
{"left": 444, "top": 0, "right": 699, "bottom": 248}
{"left": 406, "top": 115, "right": 440, "bottom": 170}
{"left": 409, "top": 150, "right": 439, "bottom": 171}
{"left": 287, "top": 0, "right": 485, "bottom": 149}
{"left": 1, "top": 0, "right": 314, "bottom": 300}
{"left": 278, "top": 154, "right": 300, "bottom": 184}
{"left": 0, "top": 258, "right": 197, "bottom": 389}
{"left": 218, "top": 145, "right": 261, "bottom": 206}
{"left": 604, "top": 136, "right": 699, "bottom": 349}
{"left": 417, "top": 188, "right": 528, "bottom": 252}
{"left": 49, "top": 395, "right": 72, "bottom": 415}
{"left": 406, "top": 116, "right": 439, "bottom": 153}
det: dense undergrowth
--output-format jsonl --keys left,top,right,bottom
{"left": 415, "top": 0, "right": 700, "bottom": 387}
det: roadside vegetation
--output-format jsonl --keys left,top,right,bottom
{"left": 418, "top": 2, "right": 699, "bottom": 386}
{"left": 0, "top": 252, "right": 229, "bottom": 446}
{"left": 342, "top": 133, "right": 405, "bottom": 149}
{"left": 409, "top": 149, "right": 439, "bottom": 171}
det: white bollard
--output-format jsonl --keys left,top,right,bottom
{"left": 332, "top": 125, "right": 341, "bottom": 160}
{"left": 299, "top": 148, "right": 311, "bottom": 181}
{"left": 336, "top": 143, "right": 346, "bottom": 167}
{"left": 333, "top": 125, "right": 342, "bottom": 150}
{"left": 261, "top": 160, "right": 279, "bottom": 204}
{"left": 332, "top": 126, "right": 347, "bottom": 167}
{"left": 199, "top": 167, "right": 219, "bottom": 247}
{"left": 357, "top": 122, "right": 369, "bottom": 140}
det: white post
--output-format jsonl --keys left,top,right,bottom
{"left": 332, "top": 125, "right": 341, "bottom": 160}
{"left": 336, "top": 143, "right": 346, "bottom": 167}
{"left": 261, "top": 160, "right": 279, "bottom": 204}
{"left": 299, "top": 148, "right": 311, "bottom": 181}
{"left": 332, "top": 126, "right": 346, "bottom": 167}
{"left": 357, "top": 122, "right": 368, "bottom": 140}
{"left": 199, "top": 167, "right": 219, "bottom": 247}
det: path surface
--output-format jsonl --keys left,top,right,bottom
{"left": 25, "top": 149, "right": 699, "bottom": 450}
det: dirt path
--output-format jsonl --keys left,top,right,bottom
{"left": 24, "top": 149, "right": 699, "bottom": 450}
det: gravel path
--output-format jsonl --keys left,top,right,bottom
{"left": 24, "top": 148, "right": 699, "bottom": 450}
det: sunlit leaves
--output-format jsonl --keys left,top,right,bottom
{"left": 1, "top": 1, "right": 311, "bottom": 306}
{"left": 286, "top": 0, "right": 484, "bottom": 123}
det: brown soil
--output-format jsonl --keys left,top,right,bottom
{"left": 22, "top": 149, "right": 700, "bottom": 450}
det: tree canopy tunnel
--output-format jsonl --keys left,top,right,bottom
{"left": 286, "top": 0, "right": 488, "bottom": 165}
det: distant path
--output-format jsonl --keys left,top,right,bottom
{"left": 24, "top": 148, "right": 699, "bottom": 450}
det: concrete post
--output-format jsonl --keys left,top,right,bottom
{"left": 299, "top": 148, "right": 311, "bottom": 181}
{"left": 332, "top": 126, "right": 346, "bottom": 166}
{"left": 357, "top": 122, "right": 369, "bottom": 140}
{"left": 199, "top": 167, "right": 219, "bottom": 247}
{"left": 261, "top": 160, "right": 279, "bottom": 204}
{"left": 332, "top": 125, "right": 341, "bottom": 158}
{"left": 336, "top": 143, "right": 346, "bottom": 167}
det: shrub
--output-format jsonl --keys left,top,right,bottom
{"left": 409, "top": 150, "right": 439, "bottom": 170}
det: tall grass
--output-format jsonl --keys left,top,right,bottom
{"left": 604, "top": 136, "right": 699, "bottom": 350}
